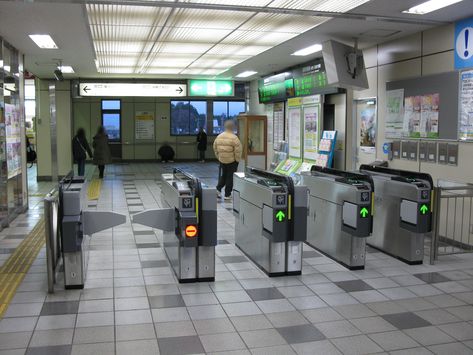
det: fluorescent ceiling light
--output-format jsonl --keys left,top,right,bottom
{"left": 402, "top": 0, "right": 464, "bottom": 14}
{"left": 291, "top": 44, "right": 323, "bottom": 56}
{"left": 236, "top": 71, "right": 257, "bottom": 78}
{"left": 29, "top": 34, "right": 58, "bottom": 49}
{"left": 58, "top": 66, "right": 74, "bottom": 73}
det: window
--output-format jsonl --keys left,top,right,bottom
{"left": 171, "top": 101, "right": 207, "bottom": 135}
{"left": 101, "top": 100, "right": 121, "bottom": 141}
{"left": 212, "top": 101, "right": 245, "bottom": 134}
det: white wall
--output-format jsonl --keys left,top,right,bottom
{"left": 352, "top": 23, "right": 473, "bottom": 184}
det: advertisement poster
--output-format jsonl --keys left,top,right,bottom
{"left": 5, "top": 104, "right": 21, "bottom": 179}
{"left": 303, "top": 105, "right": 319, "bottom": 161}
{"left": 404, "top": 96, "right": 422, "bottom": 138}
{"left": 288, "top": 107, "right": 301, "bottom": 158}
{"left": 360, "top": 106, "right": 376, "bottom": 154}
{"left": 385, "top": 89, "right": 404, "bottom": 138}
{"left": 460, "top": 69, "right": 473, "bottom": 140}
{"left": 273, "top": 103, "right": 284, "bottom": 150}
{"left": 135, "top": 111, "right": 155, "bottom": 140}
{"left": 420, "top": 93, "right": 439, "bottom": 138}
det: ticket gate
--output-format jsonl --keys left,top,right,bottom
{"left": 233, "top": 167, "right": 307, "bottom": 276}
{"left": 359, "top": 165, "right": 433, "bottom": 264}
{"left": 301, "top": 166, "right": 373, "bottom": 270}
{"left": 59, "top": 174, "right": 126, "bottom": 289}
{"left": 132, "top": 168, "right": 217, "bottom": 282}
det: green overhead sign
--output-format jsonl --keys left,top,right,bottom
{"left": 188, "top": 80, "right": 234, "bottom": 96}
{"left": 420, "top": 204, "right": 429, "bottom": 215}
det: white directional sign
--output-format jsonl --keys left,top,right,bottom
{"left": 79, "top": 83, "right": 187, "bottom": 97}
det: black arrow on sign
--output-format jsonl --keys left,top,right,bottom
{"left": 176, "top": 86, "right": 183, "bottom": 94}
{"left": 83, "top": 86, "right": 90, "bottom": 93}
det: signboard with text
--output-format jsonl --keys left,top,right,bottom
{"left": 79, "top": 83, "right": 187, "bottom": 97}
{"left": 455, "top": 17, "right": 473, "bottom": 70}
{"left": 188, "top": 80, "right": 234, "bottom": 96}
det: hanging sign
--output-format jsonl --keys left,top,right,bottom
{"left": 188, "top": 80, "right": 234, "bottom": 96}
{"left": 455, "top": 17, "right": 473, "bottom": 70}
{"left": 79, "top": 83, "right": 187, "bottom": 97}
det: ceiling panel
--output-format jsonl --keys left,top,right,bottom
{"left": 90, "top": 24, "right": 155, "bottom": 41}
{"left": 168, "top": 8, "right": 254, "bottom": 30}
{"left": 144, "top": 67, "right": 182, "bottom": 74}
{"left": 93, "top": 41, "right": 152, "bottom": 54}
{"left": 269, "top": 0, "right": 371, "bottom": 12}
{"left": 86, "top": 4, "right": 172, "bottom": 27}
{"left": 189, "top": 54, "right": 251, "bottom": 68}
{"left": 181, "top": 68, "right": 225, "bottom": 75}
{"left": 239, "top": 13, "right": 329, "bottom": 33}
{"left": 221, "top": 30, "right": 298, "bottom": 45}
{"left": 207, "top": 44, "right": 272, "bottom": 56}
{"left": 160, "top": 27, "right": 232, "bottom": 43}
{"left": 182, "top": 0, "right": 273, "bottom": 6}
{"left": 149, "top": 54, "right": 200, "bottom": 67}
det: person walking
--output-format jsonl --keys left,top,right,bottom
{"left": 213, "top": 120, "right": 242, "bottom": 201}
{"left": 92, "top": 126, "right": 112, "bottom": 179}
{"left": 72, "top": 128, "right": 93, "bottom": 176}
{"left": 196, "top": 127, "right": 207, "bottom": 162}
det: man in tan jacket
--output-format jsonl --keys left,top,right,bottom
{"left": 213, "top": 120, "right": 242, "bottom": 200}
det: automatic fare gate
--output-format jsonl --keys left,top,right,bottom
{"left": 233, "top": 167, "right": 307, "bottom": 276}
{"left": 359, "top": 165, "right": 433, "bottom": 264}
{"left": 132, "top": 168, "right": 216, "bottom": 282}
{"left": 301, "top": 166, "right": 373, "bottom": 270}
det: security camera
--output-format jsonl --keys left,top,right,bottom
{"left": 54, "top": 69, "right": 64, "bottom": 81}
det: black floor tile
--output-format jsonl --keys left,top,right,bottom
{"left": 141, "top": 260, "right": 169, "bottom": 268}
{"left": 414, "top": 272, "right": 451, "bottom": 284}
{"left": 40, "top": 301, "right": 79, "bottom": 316}
{"left": 219, "top": 255, "right": 248, "bottom": 264}
{"left": 335, "top": 280, "right": 374, "bottom": 292}
{"left": 247, "top": 287, "right": 285, "bottom": 301}
{"left": 149, "top": 295, "right": 185, "bottom": 308}
{"left": 382, "top": 312, "right": 432, "bottom": 330}
{"left": 158, "top": 336, "right": 204, "bottom": 355}
{"left": 277, "top": 324, "right": 326, "bottom": 344}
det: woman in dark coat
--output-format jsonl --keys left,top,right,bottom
{"left": 196, "top": 127, "right": 207, "bottom": 162}
{"left": 72, "top": 128, "right": 93, "bottom": 176}
{"left": 92, "top": 126, "right": 112, "bottom": 179}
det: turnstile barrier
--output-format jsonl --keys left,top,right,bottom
{"left": 132, "top": 168, "right": 217, "bottom": 282}
{"left": 233, "top": 167, "right": 307, "bottom": 276}
{"left": 302, "top": 166, "right": 374, "bottom": 270}
{"left": 359, "top": 165, "right": 433, "bottom": 264}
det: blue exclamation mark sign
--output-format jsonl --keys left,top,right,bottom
{"left": 465, "top": 29, "right": 470, "bottom": 58}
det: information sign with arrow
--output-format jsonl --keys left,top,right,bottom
{"left": 78, "top": 83, "right": 187, "bottom": 97}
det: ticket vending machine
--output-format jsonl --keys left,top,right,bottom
{"left": 133, "top": 168, "right": 217, "bottom": 282}
{"left": 359, "top": 165, "right": 433, "bottom": 264}
{"left": 233, "top": 167, "right": 307, "bottom": 276}
{"left": 301, "top": 166, "right": 373, "bottom": 269}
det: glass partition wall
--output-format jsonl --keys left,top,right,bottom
{"left": 0, "top": 37, "right": 26, "bottom": 229}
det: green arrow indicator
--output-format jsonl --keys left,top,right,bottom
{"left": 420, "top": 204, "right": 429, "bottom": 215}
{"left": 360, "top": 207, "right": 369, "bottom": 218}
{"left": 275, "top": 210, "right": 286, "bottom": 222}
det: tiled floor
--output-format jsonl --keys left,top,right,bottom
{"left": 1, "top": 162, "right": 473, "bottom": 354}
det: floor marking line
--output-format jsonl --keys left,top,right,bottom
{"left": 87, "top": 179, "right": 102, "bottom": 200}
{"left": 0, "top": 219, "right": 45, "bottom": 319}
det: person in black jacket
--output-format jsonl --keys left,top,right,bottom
{"left": 72, "top": 128, "right": 93, "bottom": 176}
{"left": 196, "top": 127, "right": 207, "bottom": 162}
{"left": 158, "top": 143, "right": 175, "bottom": 163}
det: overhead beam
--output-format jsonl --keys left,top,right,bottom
{"left": 23, "top": 0, "right": 448, "bottom": 26}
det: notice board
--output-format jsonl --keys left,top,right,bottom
{"left": 386, "top": 71, "right": 459, "bottom": 140}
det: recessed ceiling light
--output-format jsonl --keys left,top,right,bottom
{"left": 29, "top": 34, "right": 58, "bottom": 49}
{"left": 291, "top": 44, "right": 323, "bottom": 56}
{"left": 236, "top": 71, "right": 257, "bottom": 78}
{"left": 58, "top": 66, "right": 74, "bottom": 73}
{"left": 402, "top": 0, "right": 464, "bottom": 14}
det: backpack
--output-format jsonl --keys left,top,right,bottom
{"left": 27, "top": 145, "right": 37, "bottom": 163}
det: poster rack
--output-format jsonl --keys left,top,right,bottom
{"left": 316, "top": 131, "right": 337, "bottom": 168}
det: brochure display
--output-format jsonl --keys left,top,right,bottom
{"left": 316, "top": 131, "right": 337, "bottom": 168}
{"left": 5, "top": 104, "right": 21, "bottom": 179}
{"left": 404, "top": 94, "right": 439, "bottom": 138}
{"left": 385, "top": 89, "right": 404, "bottom": 139}
{"left": 303, "top": 105, "right": 320, "bottom": 161}
{"left": 275, "top": 158, "right": 301, "bottom": 176}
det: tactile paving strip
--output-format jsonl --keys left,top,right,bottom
{"left": 87, "top": 179, "right": 102, "bottom": 200}
{"left": 0, "top": 219, "right": 45, "bottom": 318}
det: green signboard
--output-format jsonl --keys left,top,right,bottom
{"left": 294, "top": 71, "right": 328, "bottom": 97}
{"left": 188, "top": 80, "right": 234, "bottom": 96}
{"left": 258, "top": 79, "right": 294, "bottom": 103}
